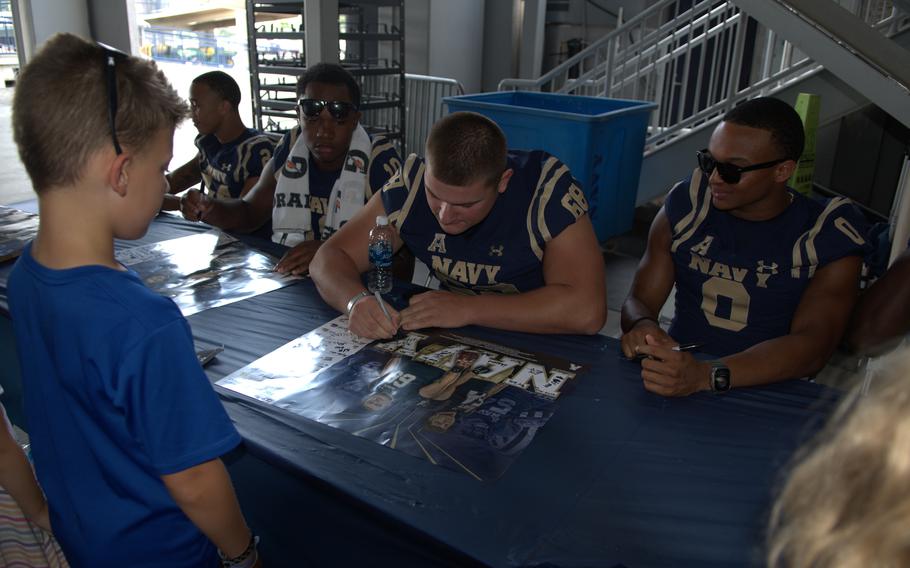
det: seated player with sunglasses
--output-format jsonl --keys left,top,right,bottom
{"left": 620, "top": 97, "right": 869, "bottom": 396}
{"left": 181, "top": 63, "right": 401, "bottom": 275}
{"left": 310, "top": 111, "right": 607, "bottom": 338}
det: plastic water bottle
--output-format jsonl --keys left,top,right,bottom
{"left": 368, "top": 215, "right": 393, "bottom": 294}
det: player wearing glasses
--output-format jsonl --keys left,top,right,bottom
{"left": 620, "top": 97, "right": 869, "bottom": 396}
{"left": 182, "top": 63, "right": 401, "bottom": 275}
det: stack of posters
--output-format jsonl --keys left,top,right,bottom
{"left": 217, "top": 317, "right": 586, "bottom": 480}
{"left": 0, "top": 206, "right": 40, "bottom": 264}
{"left": 115, "top": 231, "right": 299, "bottom": 316}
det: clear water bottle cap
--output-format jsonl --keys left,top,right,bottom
{"left": 376, "top": 215, "right": 389, "bottom": 226}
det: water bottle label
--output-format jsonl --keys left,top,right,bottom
{"left": 368, "top": 242, "right": 393, "bottom": 268}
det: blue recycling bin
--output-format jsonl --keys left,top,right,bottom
{"left": 443, "top": 92, "right": 656, "bottom": 242}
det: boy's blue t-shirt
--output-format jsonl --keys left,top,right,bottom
{"left": 7, "top": 244, "right": 241, "bottom": 568}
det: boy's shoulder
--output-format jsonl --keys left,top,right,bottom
{"left": 11, "top": 248, "right": 185, "bottom": 337}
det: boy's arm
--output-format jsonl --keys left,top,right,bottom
{"left": 161, "top": 457, "right": 255, "bottom": 560}
{"left": 637, "top": 255, "right": 863, "bottom": 396}
{"left": 310, "top": 191, "right": 404, "bottom": 338}
{"left": 182, "top": 158, "right": 276, "bottom": 232}
{"left": 619, "top": 208, "right": 676, "bottom": 356}
{"left": 399, "top": 214, "right": 607, "bottom": 335}
{"left": 0, "top": 407, "right": 50, "bottom": 531}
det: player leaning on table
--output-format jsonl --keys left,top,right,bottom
{"left": 620, "top": 97, "right": 869, "bottom": 397}
{"left": 310, "top": 111, "right": 607, "bottom": 338}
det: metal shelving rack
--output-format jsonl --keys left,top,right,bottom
{"left": 246, "top": 0, "right": 404, "bottom": 146}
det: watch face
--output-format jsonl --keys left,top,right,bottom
{"left": 712, "top": 367, "right": 731, "bottom": 392}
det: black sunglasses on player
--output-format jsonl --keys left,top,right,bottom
{"left": 297, "top": 98, "right": 358, "bottom": 120}
{"left": 696, "top": 149, "right": 789, "bottom": 184}
{"left": 98, "top": 42, "right": 128, "bottom": 155}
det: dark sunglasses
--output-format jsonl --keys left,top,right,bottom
{"left": 298, "top": 98, "right": 358, "bottom": 120}
{"left": 98, "top": 42, "right": 128, "bottom": 155}
{"left": 696, "top": 149, "right": 788, "bottom": 184}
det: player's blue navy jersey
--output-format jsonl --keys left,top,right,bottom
{"left": 272, "top": 126, "right": 402, "bottom": 240}
{"left": 195, "top": 128, "right": 275, "bottom": 199}
{"left": 380, "top": 150, "right": 588, "bottom": 294}
{"left": 665, "top": 169, "right": 870, "bottom": 357}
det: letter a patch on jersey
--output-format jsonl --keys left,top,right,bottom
{"left": 689, "top": 235, "right": 714, "bottom": 256}
{"left": 428, "top": 233, "right": 447, "bottom": 254}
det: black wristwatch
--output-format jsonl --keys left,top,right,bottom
{"left": 709, "top": 361, "right": 731, "bottom": 393}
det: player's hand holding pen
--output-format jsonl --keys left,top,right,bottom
{"left": 179, "top": 188, "right": 214, "bottom": 222}
{"left": 635, "top": 334, "right": 713, "bottom": 397}
{"left": 620, "top": 316, "right": 674, "bottom": 359}
{"left": 348, "top": 293, "right": 400, "bottom": 339}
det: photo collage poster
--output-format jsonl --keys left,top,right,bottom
{"left": 218, "top": 317, "right": 587, "bottom": 480}
{"left": 115, "top": 231, "right": 300, "bottom": 317}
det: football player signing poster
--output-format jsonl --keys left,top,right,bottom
{"left": 218, "top": 319, "right": 586, "bottom": 480}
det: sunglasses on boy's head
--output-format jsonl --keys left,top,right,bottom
{"left": 98, "top": 42, "right": 128, "bottom": 155}
{"left": 696, "top": 149, "right": 789, "bottom": 185}
{"left": 297, "top": 98, "right": 358, "bottom": 120}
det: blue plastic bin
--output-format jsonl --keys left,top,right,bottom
{"left": 443, "top": 92, "right": 656, "bottom": 242}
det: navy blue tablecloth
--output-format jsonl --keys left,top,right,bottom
{"left": 0, "top": 208, "right": 840, "bottom": 567}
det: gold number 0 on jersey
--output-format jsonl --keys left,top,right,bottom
{"left": 701, "top": 277, "right": 751, "bottom": 332}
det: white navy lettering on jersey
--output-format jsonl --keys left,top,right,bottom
{"left": 381, "top": 150, "right": 587, "bottom": 295}
{"left": 665, "top": 169, "right": 870, "bottom": 356}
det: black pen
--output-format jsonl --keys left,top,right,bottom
{"left": 629, "top": 341, "right": 704, "bottom": 360}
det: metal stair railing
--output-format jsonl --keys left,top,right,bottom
{"left": 499, "top": 0, "right": 908, "bottom": 154}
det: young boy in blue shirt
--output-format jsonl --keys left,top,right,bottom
{"left": 8, "top": 34, "right": 259, "bottom": 568}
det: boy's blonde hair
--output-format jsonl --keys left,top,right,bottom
{"left": 767, "top": 345, "right": 910, "bottom": 567}
{"left": 12, "top": 33, "right": 188, "bottom": 193}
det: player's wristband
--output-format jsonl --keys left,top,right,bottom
{"left": 627, "top": 316, "right": 659, "bottom": 331}
{"left": 346, "top": 290, "right": 371, "bottom": 316}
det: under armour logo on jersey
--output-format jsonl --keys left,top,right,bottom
{"left": 756, "top": 260, "right": 778, "bottom": 288}
{"left": 220, "top": 162, "right": 231, "bottom": 171}
{"left": 489, "top": 245, "right": 504, "bottom": 257}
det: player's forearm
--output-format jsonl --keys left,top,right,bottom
{"left": 310, "top": 245, "right": 369, "bottom": 312}
{"left": 620, "top": 296, "right": 663, "bottom": 332}
{"left": 161, "top": 194, "right": 181, "bottom": 211}
{"left": 723, "top": 333, "right": 834, "bottom": 388}
{"left": 162, "top": 458, "right": 252, "bottom": 558}
{"left": 203, "top": 199, "right": 266, "bottom": 233}
{"left": 0, "top": 446, "right": 48, "bottom": 523}
{"left": 464, "top": 285, "right": 606, "bottom": 335}
{"left": 167, "top": 168, "right": 201, "bottom": 195}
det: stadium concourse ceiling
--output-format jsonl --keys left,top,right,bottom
{"left": 140, "top": 0, "right": 286, "bottom": 32}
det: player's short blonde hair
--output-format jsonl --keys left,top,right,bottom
{"left": 767, "top": 345, "right": 910, "bottom": 567}
{"left": 12, "top": 33, "right": 188, "bottom": 193}
{"left": 425, "top": 111, "right": 507, "bottom": 188}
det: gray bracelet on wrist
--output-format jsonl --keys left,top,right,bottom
{"left": 346, "top": 290, "right": 371, "bottom": 316}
